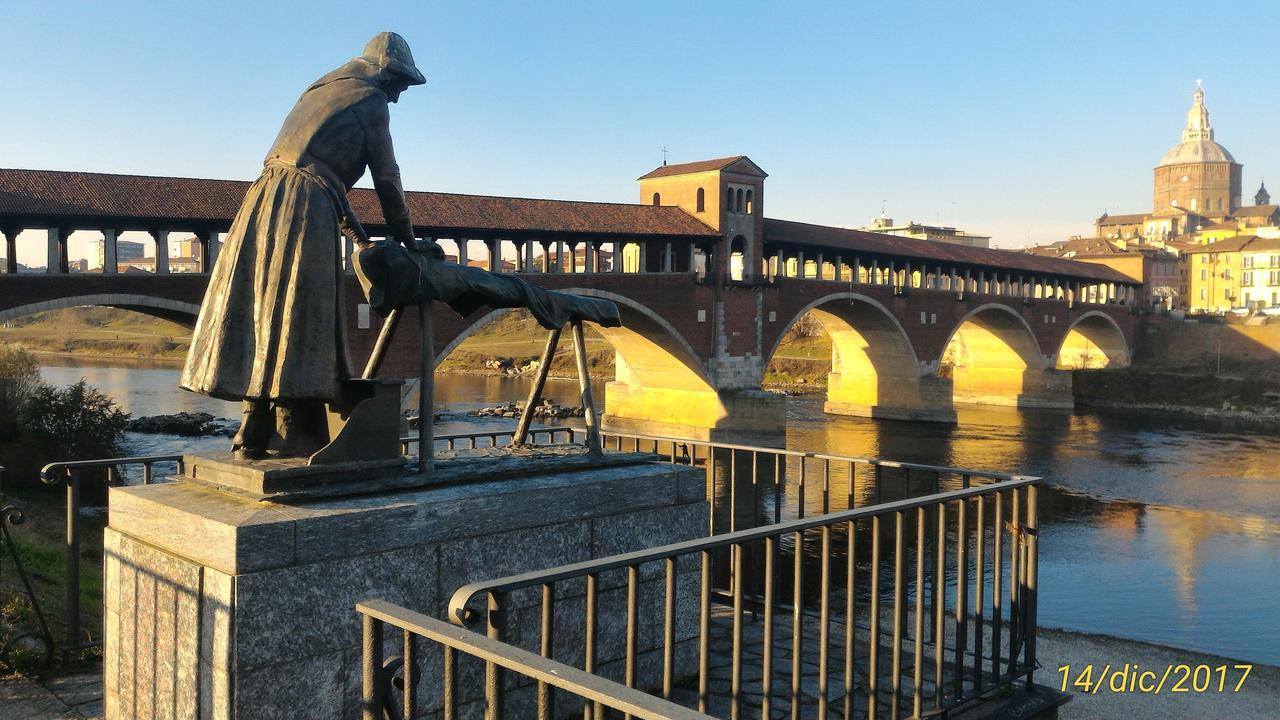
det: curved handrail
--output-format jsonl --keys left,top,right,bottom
{"left": 448, "top": 474, "right": 1039, "bottom": 626}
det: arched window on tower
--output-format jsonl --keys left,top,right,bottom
{"left": 726, "top": 188, "right": 735, "bottom": 212}
{"left": 736, "top": 188, "right": 744, "bottom": 213}
{"left": 696, "top": 188, "right": 705, "bottom": 213}
{"left": 652, "top": 192, "right": 661, "bottom": 206}
{"left": 745, "top": 189, "right": 754, "bottom": 214}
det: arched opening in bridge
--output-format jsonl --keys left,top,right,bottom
{"left": 766, "top": 294, "right": 955, "bottom": 422}
{"left": 939, "top": 305, "right": 1070, "bottom": 409}
{"left": 1055, "top": 312, "right": 1130, "bottom": 369}
{"left": 427, "top": 289, "right": 747, "bottom": 437}
{"left": 729, "top": 235, "right": 746, "bottom": 281}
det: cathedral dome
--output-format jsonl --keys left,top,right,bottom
{"left": 1159, "top": 139, "right": 1235, "bottom": 166}
{"left": 1157, "top": 83, "right": 1236, "bottom": 167}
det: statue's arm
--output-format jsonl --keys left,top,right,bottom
{"left": 360, "top": 99, "right": 416, "bottom": 249}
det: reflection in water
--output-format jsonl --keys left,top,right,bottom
{"left": 38, "top": 363, "right": 1280, "bottom": 664}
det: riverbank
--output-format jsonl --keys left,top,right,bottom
{"left": 0, "top": 307, "right": 189, "bottom": 365}
{"left": 1073, "top": 368, "right": 1280, "bottom": 425}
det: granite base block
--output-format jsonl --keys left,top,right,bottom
{"left": 105, "top": 460, "right": 707, "bottom": 720}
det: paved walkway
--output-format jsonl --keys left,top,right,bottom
{"left": 0, "top": 671, "right": 102, "bottom": 720}
{"left": 3, "top": 629, "right": 1278, "bottom": 719}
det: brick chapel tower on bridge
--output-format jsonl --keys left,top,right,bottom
{"left": 638, "top": 156, "right": 768, "bottom": 281}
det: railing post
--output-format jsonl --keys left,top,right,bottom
{"left": 486, "top": 590, "right": 508, "bottom": 719}
{"left": 1025, "top": 484, "right": 1039, "bottom": 690}
{"left": 361, "top": 612, "right": 385, "bottom": 720}
{"left": 63, "top": 468, "right": 81, "bottom": 668}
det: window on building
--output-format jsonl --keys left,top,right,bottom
{"left": 736, "top": 188, "right": 744, "bottom": 213}
{"left": 726, "top": 188, "right": 735, "bottom": 212}
{"left": 1201, "top": 268, "right": 1207, "bottom": 281}
{"left": 696, "top": 187, "right": 705, "bottom": 213}
{"left": 1243, "top": 271, "right": 1253, "bottom": 285}
{"left": 1190, "top": 198, "right": 1197, "bottom": 211}
{"left": 652, "top": 192, "right": 661, "bottom": 206}
{"left": 1271, "top": 271, "right": 1280, "bottom": 287}
{"left": 1218, "top": 198, "right": 1224, "bottom": 211}
{"left": 745, "top": 189, "right": 753, "bottom": 214}
{"left": 1201, "top": 288, "right": 1207, "bottom": 299}
{"left": 1225, "top": 289, "right": 1232, "bottom": 301}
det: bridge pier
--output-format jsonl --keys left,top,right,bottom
{"left": 823, "top": 368, "right": 958, "bottom": 423}
{"left": 948, "top": 365, "right": 1074, "bottom": 409}
{"left": 602, "top": 383, "right": 785, "bottom": 442}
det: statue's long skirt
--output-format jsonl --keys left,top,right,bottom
{"left": 181, "top": 165, "right": 347, "bottom": 402}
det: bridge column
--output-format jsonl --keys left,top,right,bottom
{"left": 46, "top": 228, "right": 61, "bottom": 274}
{"left": 153, "top": 230, "right": 170, "bottom": 274}
{"left": 102, "top": 229, "right": 119, "bottom": 274}
{"left": 4, "top": 227, "right": 19, "bottom": 274}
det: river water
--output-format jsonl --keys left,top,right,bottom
{"left": 38, "top": 361, "right": 1280, "bottom": 665}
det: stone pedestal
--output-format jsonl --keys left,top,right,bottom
{"left": 103, "top": 459, "right": 706, "bottom": 719}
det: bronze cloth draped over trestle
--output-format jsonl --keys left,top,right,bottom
{"left": 352, "top": 241, "right": 622, "bottom": 329}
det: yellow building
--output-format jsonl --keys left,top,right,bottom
{"left": 1184, "top": 236, "right": 1280, "bottom": 311}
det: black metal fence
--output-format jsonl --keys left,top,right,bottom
{"left": 433, "top": 437, "right": 1040, "bottom": 719}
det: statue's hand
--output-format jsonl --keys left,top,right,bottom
{"left": 340, "top": 215, "right": 371, "bottom": 248}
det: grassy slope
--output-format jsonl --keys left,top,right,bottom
{"left": 0, "top": 307, "right": 190, "bottom": 363}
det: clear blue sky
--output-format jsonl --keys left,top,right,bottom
{"left": 3, "top": 0, "right": 1278, "bottom": 254}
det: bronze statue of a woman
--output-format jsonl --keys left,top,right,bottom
{"left": 181, "top": 32, "right": 425, "bottom": 459}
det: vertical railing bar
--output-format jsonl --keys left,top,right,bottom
{"left": 1025, "top": 484, "right": 1039, "bottom": 691}
{"left": 539, "top": 583, "right": 555, "bottom": 720}
{"left": 762, "top": 536, "right": 776, "bottom": 720}
{"left": 698, "top": 550, "right": 711, "bottom": 714}
{"left": 953, "top": 498, "right": 968, "bottom": 699}
{"left": 402, "top": 628, "right": 417, "bottom": 720}
{"left": 485, "top": 591, "right": 506, "bottom": 719}
{"left": 822, "top": 458, "right": 831, "bottom": 514}
{"left": 662, "top": 557, "right": 676, "bottom": 700}
{"left": 934, "top": 502, "right": 946, "bottom": 713}
{"left": 844, "top": 516, "right": 857, "bottom": 720}
{"left": 913, "top": 506, "right": 926, "bottom": 720}
{"left": 443, "top": 644, "right": 456, "bottom": 720}
{"left": 1008, "top": 489, "right": 1021, "bottom": 678}
{"left": 709, "top": 451, "right": 718, "bottom": 536}
{"left": 773, "top": 454, "right": 782, "bottom": 525}
{"left": 730, "top": 450, "right": 738, "bottom": 533}
{"left": 790, "top": 529, "right": 805, "bottom": 720}
{"left": 730, "top": 544, "right": 744, "bottom": 720}
{"left": 891, "top": 511, "right": 905, "bottom": 720}
{"left": 993, "top": 490, "right": 1004, "bottom": 682}
{"left": 361, "top": 614, "right": 383, "bottom": 720}
{"left": 584, "top": 573, "right": 599, "bottom": 720}
{"left": 818, "top": 525, "right": 832, "bottom": 718}
{"left": 973, "top": 494, "right": 986, "bottom": 692}
{"left": 798, "top": 458, "right": 807, "bottom": 520}
{"left": 63, "top": 468, "right": 81, "bottom": 665}
{"left": 142, "top": 462, "right": 153, "bottom": 485}
{"left": 868, "top": 514, "right": 880, "bottom": 718}
{"left": 624, "top": 564, "right": 639, "bottom": 720}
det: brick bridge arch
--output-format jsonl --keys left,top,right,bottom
{"left": 1054, "top": 310, "right": 1131, "bottom": 369}
{"left": 763, "top": 292, "right": 954, "bottom": 422}
{"left": 936, "top": 303, "right": 1071, "bottom": 409}
{"left": 436, "top": 287, "right": 714, "bottom": 393}
{"left": 0, "top": 292, "right": 202, "bottom": 327}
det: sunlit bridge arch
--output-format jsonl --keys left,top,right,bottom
{"left": 939, "top": 303, "right": 1060, "bottom": 408}
{"left": 767, "top": 293, "right": 958, "bottom": 422}
{"left": 1055, "top": 310, "right": 1131, "bottom": 369}
{"left": 0, "top": 294, "right": 201, "bottom": 328}
{"left": 439, "top": 287, "right": 714, "bottom": 393}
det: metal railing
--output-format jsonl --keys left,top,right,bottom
{"left": 358, "top": 598, "right": 713, "bottom": 720}
{"left": 37, "top": 425, "right": 578, "bottom": 667}
{"left": 441, "top": 446, "right": 1040, "bottom": 719}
